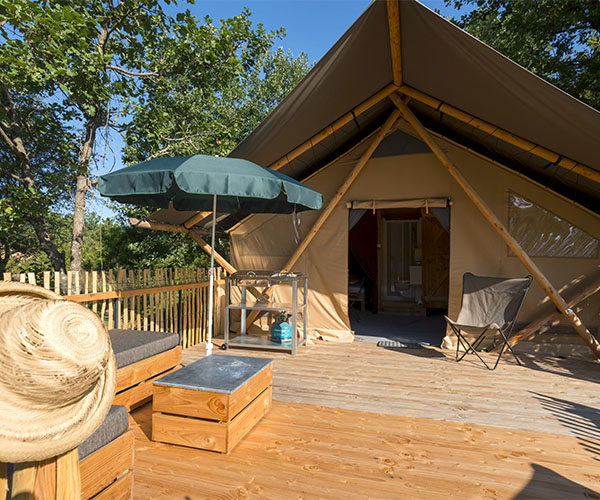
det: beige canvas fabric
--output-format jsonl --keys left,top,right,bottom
{"left": 230, "top": 125, "right": 600, "bottom": 344}
{"left": 449, "top": 274, "right": 532, "bottom": 330}
{"left": 231, "top": 0, "right": 599, "bottom": 181}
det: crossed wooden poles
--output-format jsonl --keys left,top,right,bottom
{"left": 131, "top": 0, "right": 600, "bottom": 359}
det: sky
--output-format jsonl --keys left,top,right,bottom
{"left": 92, "top": 0, "right": 467, "bottom": 217}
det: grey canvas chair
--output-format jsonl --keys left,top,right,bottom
{"left": 446, "top": 273, "right": 533, "bottom": 370}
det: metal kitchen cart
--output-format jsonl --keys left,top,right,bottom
{"left": 223, "top": 271, "right": 308, "bottom": 355}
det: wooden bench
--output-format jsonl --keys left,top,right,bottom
{"left": 79, "top": 405, "right": 134, "bottom": 500}
{"left": 152, "top": 355, "right": 273, "bottom": 453}
{"left": 110, "top": 330, "right": 182, "bottom": 410}
{"left": 80, "top": 430, "right": 134, "bottom": 500}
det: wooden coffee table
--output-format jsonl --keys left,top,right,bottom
{"left": 152, "top": 354, "right": 273, "bottom": 453}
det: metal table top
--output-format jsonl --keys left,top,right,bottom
{"left": 153, "top": 354, "right": 273, "bottom": 394}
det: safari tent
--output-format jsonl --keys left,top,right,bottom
{"left": 140, "top": 1, "right": 600, "bottom": 356}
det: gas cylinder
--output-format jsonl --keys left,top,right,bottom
{"left": 270, "top": 312, "right": 292, "bottom": 342}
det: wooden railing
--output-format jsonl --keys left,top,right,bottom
{"left": 1, "top": 267, "right": 225, "bottom": 348}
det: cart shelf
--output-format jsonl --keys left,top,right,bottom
{"left": 223, "top": 271, "right": 308, "bottom": 355}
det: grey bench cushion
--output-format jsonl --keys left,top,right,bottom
{"left": 78, "top": 405, "right": 128, "bottom": 460}
{"left": 109, "top": 329, "right": 180, "bottom": 369}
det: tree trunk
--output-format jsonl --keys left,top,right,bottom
{"left": 28, "top": 215, "right": 67, "bottom": 273}
{"left": 70, "top": 174, "right": 88, "bottom": 272}
{"left": 70, "top": 113, "right": 101, "bottom": 272}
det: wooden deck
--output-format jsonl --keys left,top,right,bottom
{"left": 129, "top": 341, "right": 600, "bottom": 499}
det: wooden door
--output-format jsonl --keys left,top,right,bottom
{"left": 421, "top": 211, "right": 450, "bottom": 309}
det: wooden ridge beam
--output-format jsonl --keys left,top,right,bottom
{"left": 391, "top": 92, "right": 600, "bottom": 360}
{"left": 268, "top": 83, "right": 399, "bottom": 171}
{"left": 242, "top": 107, "right": 404, "bottom": 332}
{"left": 386, "top": 0, "right": 402, "bottom": 86}
{"left": 398, "top": 84, "right": 600, "bottom": 185}
{"left": 493, "top": 275, "right": 600, "bottom": 351}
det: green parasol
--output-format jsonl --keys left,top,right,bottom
{"left": 98, "top": 154, "right": 323, "bottom": 355}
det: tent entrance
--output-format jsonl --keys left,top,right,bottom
{"left": 348, "top": 201, "right": 450, "bottom": 317}
{"left": 380, "top": 210, "right": 424, "bottom": 314}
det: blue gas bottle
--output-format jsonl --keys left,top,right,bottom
{"left": 270, "top": 312, "right": 292, "bottom": 342}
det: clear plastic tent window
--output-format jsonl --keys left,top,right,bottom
{"left": 508, "top": 192, "right": 599, "bottom": 258}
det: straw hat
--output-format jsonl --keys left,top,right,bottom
{"left": 0, "top": 281, "right": 116, "bottom": 462}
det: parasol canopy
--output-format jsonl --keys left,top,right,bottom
{"left": 98, "top": 154, "right": 322, "bottom": 215}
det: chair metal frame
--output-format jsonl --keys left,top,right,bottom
{"left": 448, "top": 273, "right": 533, "bottom": 370}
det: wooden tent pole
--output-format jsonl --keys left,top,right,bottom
{"left": 386, "top": 0, "right": 402, "bottom": 86}
{"left": 391, "top": 92, "right": 600, "bottom": 359}
{"left": 242, "top": 107, "right": 403, "bottom": 332}
{"left": 398, "top": 84, "right": 600, "bottom": 184}
{"left": 187, "top": 231, "right": 237, "bottom": 275}
{"left": 283, "top": 107, "right": 402, "bottom": 272}
{"left": 492, "top": 275, "right": 600, "bottom": 351}
{"left": 128, "top": 217, "right": 211, "bottom": 235}
{"left": 268, "top": 83, "right": 399, "bottom": 171}
{"left": 129, "top": 218, "right": 194, "bottom": 234}
{"left": 128, "top": 218, "right": 264, "bottom": 304}
{"left": 128, "top": 218, "right": 233, "bottom": 270}
{"left": 182, "top": 211, "right": 212, "bottom": 228}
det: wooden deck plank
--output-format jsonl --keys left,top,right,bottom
{"left": 182, "top": 341, "right": 600, "bottom": 438}
{"left": 127, "top": 340, "right": 600, "bottom": 498}
{"left": 130, "top": 400, "right": 600, "bottom": 500}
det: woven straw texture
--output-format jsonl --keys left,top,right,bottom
{"left": 0, "top": 282, "right": 116, "bottom": 462}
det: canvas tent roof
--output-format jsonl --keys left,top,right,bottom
{"left": 147, "top": 0, "right": 599, "bottom": 230}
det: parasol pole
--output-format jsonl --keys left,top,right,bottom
{"left": 206, "top": 194, "right": 217, "bottom": 356}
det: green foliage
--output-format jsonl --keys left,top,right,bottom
{"left": 447, "top": 0, "right": 600, "bottom": 110}
{"left": 123, "top": 11, "right": 310, "bottom": 161}
{"left": 0, "top": 1, "right": 309, "bottom": 272}
{"left": 3, "top": 212, "right": 71, "bottom": 274}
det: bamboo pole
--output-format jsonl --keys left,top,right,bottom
{"left": 183, "top": 211, "right": 212, "bottom": 229}
{"left": 386, "top": 0, "right": 402, "bottom": 86}
{"left": 187, "top": 231, "right": 237, "bottom": 275}
{"left": 243, "top": 107, "right": 403, "bottom": 331}
{"left": 127, "top": 218, "right": 210, "bottom": 235}
{"left": 493, "top": 275, "right": 600, "bottom": 351}
{"left": 398, "top": 84, "right": 600, "bottom": 185}
{"left": 268, "top": 83, "right": 400, "bottom": 171}
{"left": 284, "top": 107, "right": 402, "bottom": 272}
{"left": 391, "top": 92, "right": 600, "bottom": 359}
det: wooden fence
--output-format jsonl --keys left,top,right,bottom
{"left": 1, "top": 267, "right": 226, "bottom": 349}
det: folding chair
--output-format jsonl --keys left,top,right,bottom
{"left": 445, "top": 272, "right": 533, "bottom": 370}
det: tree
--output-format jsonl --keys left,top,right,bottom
{"left": 120, "top": 11, "right": 310, "bottom": 267}
{"left": 1, "top": 2, "right": 309, "bottom": 273}
{"left": 123, "top": 11, "right": 310, "bottom": 162}
{"left": 0, "top": 93, "right": 78, "bottom": 272}
{"left": 0, "top": 0, "right": 189, "bottom": 272}
{"left": 447, "top": 0, "right": 600, "bottom": 110}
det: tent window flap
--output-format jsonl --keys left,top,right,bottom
{"left": 508, "top": 192, "right": 599, "bottom": 258}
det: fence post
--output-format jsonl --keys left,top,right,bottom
{"left": 113, "top": 298, "right": 119, "bottom": 330}
{"left": 177, "top": 290, "right": 183, "bottom": 345}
